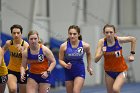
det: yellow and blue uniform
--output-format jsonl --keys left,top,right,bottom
{"left": 103, "top": 37, "right": 128, "bottom": 79}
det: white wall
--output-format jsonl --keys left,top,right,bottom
{"left": 1, "top": 0, "right": 34, "bottom": 37}
{"left": 50, "top": 0, "right": 76, "bottom": 41}
{"left": 137, "top": 0, "right": 140, "bottom": 25}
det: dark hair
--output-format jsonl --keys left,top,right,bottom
{"left": 103, "top": 24, "right": 116, "bottom": 33}
{"left": 68, "top": 25, "right": 82, "bottom": 40}
{"left": 10, "top": 24, "right": 23, "bottom": 34}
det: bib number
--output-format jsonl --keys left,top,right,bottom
{"left": 115, "top": 51, "right": 121, "bottom": 57}
{"left": 38, "top": 54, "right": 44, "bottom": 62}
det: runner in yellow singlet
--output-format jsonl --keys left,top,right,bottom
{"left": 2, "top": 24, "right": 29, "bottom": 93}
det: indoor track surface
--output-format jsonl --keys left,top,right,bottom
{"left": 50, "top": 82, "right": 140, "bottom": 93}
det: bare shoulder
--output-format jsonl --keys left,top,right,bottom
{"left": 98, "top": 38, "right": 104, "bottom": 44}
{"left": 23, "top": 40, "right": 29, "bottom": 45}
{"left": 60, "top": 41, "right": 67, "bottom": 50}
{"left": 3, "top": 40, "right": 11, "bottom": 48}
{"left": 82, "top": 41, "right": 90, "bottom": 48}
{"left": 5, "top": 40, "right": 12, "bottom": 46}
{"left": 99, "top": 38, "right": 104, "bottom": 43}
{"left": 23, "top": 40, "right": 29, "bottom": 48}
{"left": 60, "top": 41, "right": 67, "bottom": 47}
{"left": 2, "top": 40, "right": 12, "bottom": 51}
{"left": 42, "top": 44, "right": 50, "bottom": 51}
{"left": 116, "top": 36, "right": 124, "bottom": 40}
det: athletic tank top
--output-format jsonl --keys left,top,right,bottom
{"left": 0, "top": 58, "right": 8, "bottom": 76}
{"left": 27, "top": 44, "right": 49, "bottom": 74}
{"left": 103, "top": 37, "right": 128, "bottom": 72}
{"left": 8, "top": 40, "right": 25, "bottom": 72}
{"left": 64, "top": 40, "right": 85, "bottom": 64}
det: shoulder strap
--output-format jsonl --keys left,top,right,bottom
{"left": 10, "top": 40, "right": 13, "bottom": 45}
{"left": 21, "top": 40, "right": 24, "bottom": 46}
{"left": 39, "top": 44, "right": 43, "bottom": 54}
{"left": 78, "top": 40, "right": 83, "bottom": 47}
{"left": 104, "top": 38, "right": 107, "bottom": 46}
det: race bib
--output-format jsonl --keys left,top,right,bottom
{"left": 115, "top": 51, "right": 121, "bottom": 57}
{"left": 38, "top": 54, "right": 44, "bottom": 62}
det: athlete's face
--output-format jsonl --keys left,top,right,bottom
{"left": 28, "top": 34, "right": 39, "bottom": 46}
{"left": 104, "top": 27, "right": 115, "bottom": 39}
{"left": 11, "top": 28, "right": 22, "bottom": 40}
{"left": 68, "top": 28, "right": 79, "bottom": 42}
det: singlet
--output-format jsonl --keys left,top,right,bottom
{"left": 64, "top": 40, "right": 85, "bottom": 64}
{"left": 103, "top": 37, "right": 128, "bottom": 72}
{"left": 8, "top": 40, "right": 25, "bottom": 72}
{"left": 27, "top": 44, "right": 49, "bottom": 74}
{"left": 0, "top": 58, "right": 8, "bottom": 76}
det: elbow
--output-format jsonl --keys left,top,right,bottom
{"left": 94, "top": 54, "right": 102, "bottom": 63}
{"left": 133, "top": 37, "right": 136, "bottom": 43}
{"left": 130, "top": 36, "right": 136, "bottom": 43}
{"left": 53, "top": 61, "right": 56, "bottom": 66}
{"left": 59, "top": 60, "right": 63, "bottom": 66}
{"left": 51, "top": 60, "right": 56, "bottom": 66}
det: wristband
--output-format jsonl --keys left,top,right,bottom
{"left": 47, "top": 71, "right": 51, "bottom": 75}
{"left": 130, "top": 51, "right": 135, "bottom": 54}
